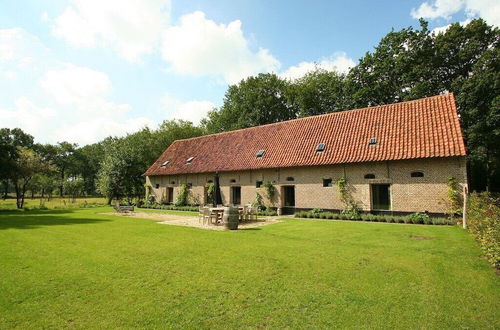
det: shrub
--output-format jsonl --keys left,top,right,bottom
{"left": 175, "top": 184, "right": 189, "bottom": 206}
{"left": 467, "top": 192, "right": 499, "bottom": 268}
{"left": 295, "top": 211, "right": 307, "bottom": 218}
{"left": 407, "top": 212, "right": 429, "bottom": 224}
{"left": 432, "top": 217, "right": 446, "bottom": 225}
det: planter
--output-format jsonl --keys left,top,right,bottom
{"left": 223, "top": 206, "right": 239, "bottom": 230}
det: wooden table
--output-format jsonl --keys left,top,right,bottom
{"left": 209, "top": 206, "right": 245, "bottom": 224}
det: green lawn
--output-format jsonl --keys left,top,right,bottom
{"left": 0, "top": 207, "right": 498, "bottom": 329}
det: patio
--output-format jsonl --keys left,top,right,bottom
{"left": 105, "top": 211, "right": 281, "bottom": 231}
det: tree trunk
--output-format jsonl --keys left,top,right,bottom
{"left": 59, "top": 168, "right": 65, "bottom": 197}
{"left": 14, "top": 182, "right": 22, "bottom": 209}
{"left": 2, "top": 180, "right": 9, "bottom": 200}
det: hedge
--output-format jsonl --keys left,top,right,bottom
{"left": 138, "top": 203, "right": 199, "bottom": 212}
{"left": 295, "top": 210, "right": 454, "bottom": 226}
{"left": 467, "top": 192, "right": 499, "bottom": 268}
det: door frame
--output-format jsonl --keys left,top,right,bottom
{"left": 370, "top": 183, "right": 391, "bottom": 211}
{"left": 230, "top": 186, "right": 241, "bottom": 205}
{"left": 281, "top": 185, "right": 296, "bottom": 214}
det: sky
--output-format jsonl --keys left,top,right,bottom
{"left": 0, "top": 0, "right": 498, "bottom": 146}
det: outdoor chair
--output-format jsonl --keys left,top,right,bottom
{"left": 198, "top": 205, "right": 204, "bottom": 223}
{"left": 249, "top": 205, "right": 258, "bottom": 221}
{"left": 202, "top": 207, "right": 212, "bottom": 225}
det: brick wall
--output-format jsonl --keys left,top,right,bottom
{"left": 146, "top": 156, "right": 467, "bottom": 214}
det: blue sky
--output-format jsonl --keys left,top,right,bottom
{"left": 0, "top": 0, "right": 497, "bottom": 145}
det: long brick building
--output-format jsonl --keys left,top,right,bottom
{"left": 144, "top": 93, "right": 467, "bottom": 215}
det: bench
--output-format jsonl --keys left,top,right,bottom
{"left": 113, "top": 204, "right": 135, "bottom": 213}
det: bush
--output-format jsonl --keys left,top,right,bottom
{"left": 138, "top": 203, "right": 198, "bottom": 212}
{"left": 467, "top": 192, "right": 499, "bottom": 268}
{"left": 257, "top": 208, "right": 278, "bottom": 216}
{"left": 406, "top": 212, "right": 429, "bottom": 224}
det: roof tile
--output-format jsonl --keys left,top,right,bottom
{"left": 144, "top": 94, "right": 466, "bottom": 176}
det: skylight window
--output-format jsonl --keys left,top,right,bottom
{"left": 316, "top": 143, "right": 326, "bottom": 152}
{"left": 368, "top": 138, "right": 377, "bottom": 145}
{"left": 186, "top": 157, "right": 194, "bottom": 163}
{"left": 256, "top": 150, "right": 265, "bottom": 158}
{"left": 160, "top": 160, "right": 169, "bottom": 167}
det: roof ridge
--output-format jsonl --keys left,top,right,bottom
{"left": 176, "top": 93, "right": 454, "bottom": 142}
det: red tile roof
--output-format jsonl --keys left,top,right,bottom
{"left": 144, "top": 94, "right": 466, "bottom": 176}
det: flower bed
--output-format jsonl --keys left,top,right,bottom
{"left": 295, "top": 210, "right": 454, "bottom": 225}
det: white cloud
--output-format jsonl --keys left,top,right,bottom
{"left": 162, "top": 94, "right": 215, "bottom": 125}
{"left": 431, "top": 18, "right": 472, "bottom": 34}
{"left": 39, "top": 63, "right": 130, "bottom": 118}
{"left": 52, "top": 0, "right": 171, "bottom": 62}
{"left": 55, "top": 117, "right": 155, "bottom": 145}
{"left": 0, "top": 28, "right": 47, "bottom": 67}
{"left": 161, "top": 11, "right": 280, "bottom": 84}
{"left": 411, "top": 0, "right": 499, "bottom": 26}
{"left": 0, "top": 97, "right": 57, "bottom": 138}
{"left": 280, "top": 52, "right": 355, "bottom": 80}
{"left": 40, "top": 64, "right": 111, "bottom": 104}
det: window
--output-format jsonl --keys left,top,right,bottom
{"left": 230, "top": 179, "right": 236, "bottom": 183}
{"left": 186, "top": 157, "right": 194, "bottom": 163}
{"left": 364, "top": 173, "right": 375, "bottom": 179}
{"left": 316, "top": 143, "right": 326, "bottom": 152}
{"left": 411, "top": 171, "right": 424, "bottom": 178}
{"left": 256, "top": 180, "right": 263, "bottom": 188}
{"left": 286, "top": 177, "right": 294, "bottom": 182}
{"left": 161, "top": 160, "right": 169, "bottom": 167}
{"left": 323, "top": 178, "right": 333, "bottom": 187}
{"left": 187, "top": 183, "right": 192, "bottom": 189}
{"left": 368, "top": 137, "right": 377, "bottom": 145}
{"left": 170, "top": 181, "right": 176, "bottom": 185}
{"left": 155, "top": 184, "right": 160, "bottom": 189}
{"left": 256, "top": 149, "right": 265, "bottom": 158}
{"left": 207, "top": 180, "right": 213, "bottom": 183}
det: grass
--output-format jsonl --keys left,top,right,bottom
{"left": 0, "top": 206, "right": 499, "bottom": 329}
{"left": 0, "top": 197, "right": 108, "bottom": 210}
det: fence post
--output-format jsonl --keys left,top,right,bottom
{"left": 462, "top": 185, "right": 468, "bottom": 229}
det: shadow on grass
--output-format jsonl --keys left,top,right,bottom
{"left": 238, "top": 227, "right": 262, "bottom": 231}
{"left": 0, "top": 211, "right": 110, "bottom": 230}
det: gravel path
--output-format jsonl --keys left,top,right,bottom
{"left": 103, "top": 212, "right": 281, "bottom": 231}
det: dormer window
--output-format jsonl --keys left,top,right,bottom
{"left": 316, "top": 143, "right": 326, "bottom": 152}
{"left": 161, "top": 160, "right": 169, "bottom": 167}
{"left": 256, "top": 150, "right": 265, "bottom": 158}
{"left": 186, "top": 157, "right": 194, "bottom": 164}
{"left": 368, "top": 138, "right": 377, "bottom": 145}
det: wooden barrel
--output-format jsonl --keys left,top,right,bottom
{"left": 223, "top": 206, "right": 239, "bottom": 230}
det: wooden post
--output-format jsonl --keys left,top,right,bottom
{"left": 462, "top": 185, "right": 468, "bottom": 229}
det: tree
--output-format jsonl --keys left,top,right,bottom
{"left": 11, "top": 148, "right": 48, "bottom": 209}
{"left": 455, "top": 48, "right": 500, "bottom": 191}
{"left": 64, "top": 177, "right": 85, "bottom": 203}
{"left": 291, "top": 69, "right": 349, "bottom": 117}
{"left": 201, "top": 73, "right": 297, "bottom": 133}
{"left": 0, "top": 128, "right": 34, "bottom": 200}
{"left": 38, "top": 142, "right": 78, "bottom": 197}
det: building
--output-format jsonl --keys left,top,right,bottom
{"left": 144, "top": 94, "right": 467, "bottom": 215}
